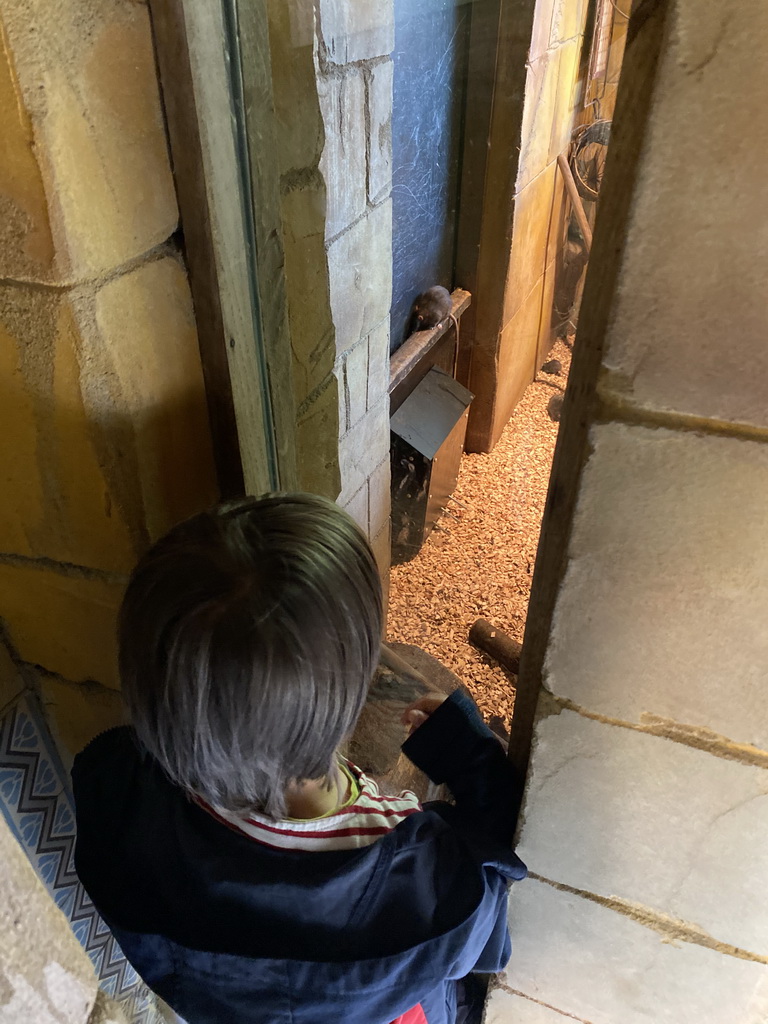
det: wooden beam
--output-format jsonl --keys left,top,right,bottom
{"left": 235, "top": 1, "right": 298, "bottom": 490}
{"left": 557, "top": 152, "right": 593, "bottom": 253}
{"left": 148, "top": 0, "right": 244, "bottom": 498}
{"left": 150, "top": 0, "right": 299, "bottom": 497}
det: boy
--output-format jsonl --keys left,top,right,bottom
{"left": 72, "top": 493, "right": 526, "bottom": 1024}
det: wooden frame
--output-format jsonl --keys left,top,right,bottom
{"left": 148, "top": 0, "right": 298, "bottom": 497}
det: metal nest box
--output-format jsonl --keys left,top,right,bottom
{"left": 390, "top": 367, "right": 473, "bottom": 565}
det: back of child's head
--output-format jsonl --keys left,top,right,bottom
{"left": 118, "top": 493, "right": 383, "bottom": 820}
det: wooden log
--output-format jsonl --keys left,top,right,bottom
{"left": 469, "top": 619, "right": 522, "bottom": 675}
{"left": 557, "top": 152, "right": 593, "bottom": 254}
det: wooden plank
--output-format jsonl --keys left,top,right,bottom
{"left": 158, "top": 0, "right": 280, "bottom": 497}
{"left": 147, "top": 0, "right": 244, "bottom": 499}
{"left": 228, "top": 1, "right": 299, "bottom": 490}
{"left": 453, "top": 0, "right": 503, "bottom": 390}
{"left": 454, "top": 0, "right": 534, "bottom": 449}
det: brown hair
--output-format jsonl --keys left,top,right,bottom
{"left": 118, "top": 493, "right": 382, "bottom": 819}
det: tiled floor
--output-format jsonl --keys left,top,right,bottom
{"left": 0, "top": 691, "right": 163, "bottom": 1024}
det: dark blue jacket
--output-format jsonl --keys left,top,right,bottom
{"left": 72, "top": 691, "right": 526, "bottom": 1024}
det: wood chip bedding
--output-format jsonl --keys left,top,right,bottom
{"left": 387, "top": 337, "right": 572, "bottom": 732}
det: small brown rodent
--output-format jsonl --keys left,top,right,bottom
{"left": 541, "top": 358, "right": 562, "bottom": 376}
{"left": 547, "top": 393, "right": 564, "bottom": 422}
{"left": 411, "top": 285, "right": 460, "bottom": 376}
{"left": 412, "top": 285, "right": 453, "bottom": 330}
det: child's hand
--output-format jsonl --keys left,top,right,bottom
{"left": 401, "top": 694, "right": 449, "bottom": 735}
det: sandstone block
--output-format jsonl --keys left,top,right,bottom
{"left": 549, "top": 0, "right": 587, "bottom": 45}
{"left": 0, "top": 26, "right": 55, "bottom": 281}
{"left": 318, "top": 69, "right": 367, "bottom": 240}
{"left": 529, "top": 0, "right": 556, "bottom": 62}
{"left": 503, "top": 164, "right": 557, "bottom": 325}
{"left": 366, "top": 320, "right": 391, "bottom": 411}
{"left": 547, "top": 423, "right": 768, "bottom": 752}
{"left": 337, "top": 399, "right": 390, "bottom": 506}
{"left": 0, "top": 260, "right": 216, "bottom": 572}
{"left": 368, "top": 457, "right": 391, "bottom": 541}
{"left": 343, "top": 336, "right": 370, "bottom": 430}
{"left": 371, "top": 519, "right": 391, "bottom": 600}
{"left": 87, "top": 257, "right": 218, "bottom": 546}
{"left": 328, "top": 200, "right": 392, "bottom": 356}
{"left": 0, "top": 563, "right": 124, "bottom": 687}
{"left": 598, "top": 0, "right": 768, "bottom": 429}
{"left": 520, "top": 710, "right": 768, "bottom": 955}
{"left": 548, "top": 38, "right": 582, "bottom": 163}
{"left": 0, "top": 285, "right": 135, "bottom": 571}
{"left": 40, "top": 673, "right": 124, "bottom": 769}
{"left": 367, "top": 60, "right": 393, "bottom": 203}
{"left": 0, "top": 0, "right": 177, "bottom": 282}
{"left": 499, "top": 878, "right": 768, "bottom": 1024}
{"left": 295, "top": 370, "right": 341, "bottom": 498}
{"left": 517, "top": 53, "right": 559, "bottom": 191}
{"left": 318, "top": 0, "right": 394, "bottom": 64}
{"left": 266, "top": 0, "right": 323, "bottom": 175}
{"left": 341, "top": 483, "right": 368, "bottom": 534}
{"left": 1, "top": 817, "right": 102, "bottom": 1024}
{"left": 280, "top": 186, "right": 336, "bottom": 406}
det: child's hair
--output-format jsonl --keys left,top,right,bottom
{"left": 118, "top": 493, "right": 383, "bottom": 820}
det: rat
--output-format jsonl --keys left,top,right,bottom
{"left": 541, "top": 358, "right": 562, "bottom": 376}
{"left": 412, "top": 285, "right": 453, "bottom": 330}
{"left": 547, "top": 393, "right": 564, "bottom": 422}
{"left": 411, "top": 285, "right": 460, "bottom": 375}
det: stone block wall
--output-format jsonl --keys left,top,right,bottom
{"left": 492, "top": 1, "right": 768, "bottom": 1020}
{"left": 267, "top": 0, "right": 393, "bottom": 577}
{"left": 0, "top": 0, "right": 217, "bottom": 756}
{"left": 0, "top": 2, "right": 217, "bottom": 1014}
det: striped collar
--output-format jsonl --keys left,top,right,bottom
{"left": 199, "top": 762, "right": 421, "bottom": 852}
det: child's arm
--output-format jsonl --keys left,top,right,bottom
{"left": 401, "top": 690, "right": 524, "bottom": 844}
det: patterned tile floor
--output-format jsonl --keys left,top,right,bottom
{"left": 0, "top": 692, "right": 163, "bottom": 1024}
